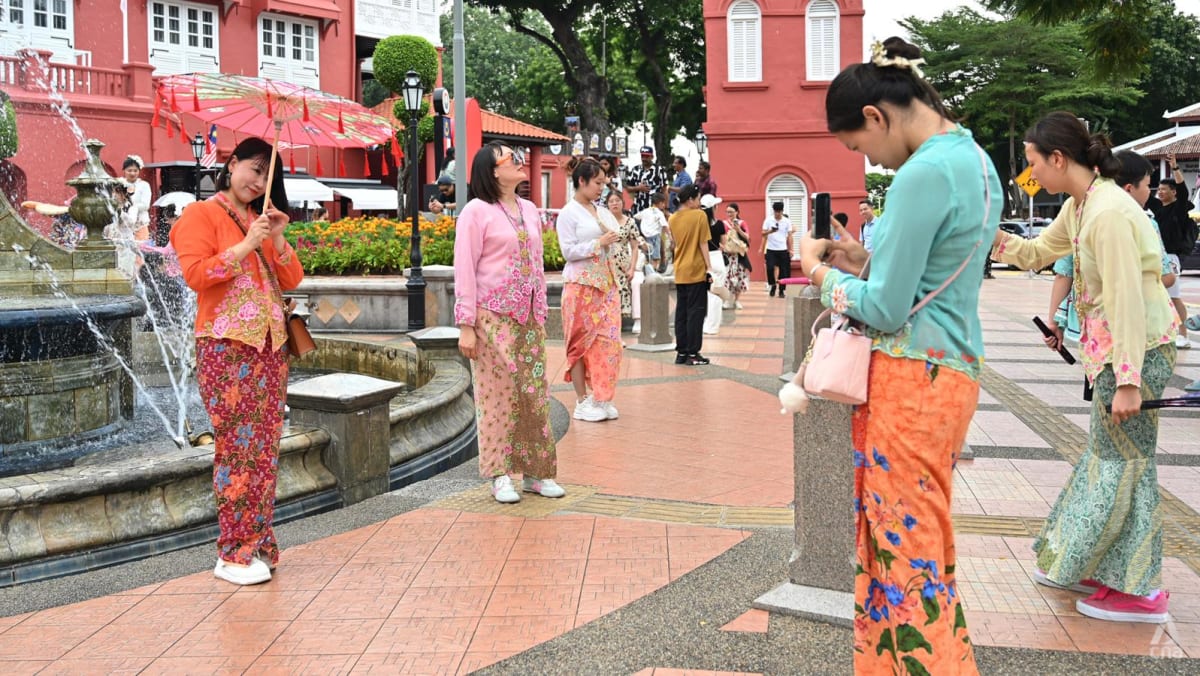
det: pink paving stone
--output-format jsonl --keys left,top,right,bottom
{"left": 719, "top": 609, "right": 770, "bottom": 633}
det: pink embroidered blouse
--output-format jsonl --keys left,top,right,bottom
{"left": 453, "top": 197, "right": 549, "bottom": 327}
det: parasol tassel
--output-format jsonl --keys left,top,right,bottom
{"left": 316, "top": 155, "right": 324, "bottom": 176}
{"left": 170, "top": 88, "right": 179, "bottom": 113}
{"left": 180, "top": 124, "right": 189, "bottom": 144}
{"left": 302, "top": 96, "right": 310, "bottom": 122}
{"left": 339, "top": 156, "right": 347, "bottom": 177}
{"left": 151, "top": 93, "right": 161, "bottom": 127}
{"left": 337, "top": 109, "right": 345, "bottom": 134}
{"left": 363, "top": 152, "right": 370, "bottom": 177}
{"left": 289, "top": 151, "right": 296, "bottom": 175}
{"left": 266, "top": 94, "right": 273, "bottom": 119}
{"left": 381, "top": 154, "right": 389, "bottom": 177}
{"left": 192, "top": 88, "right": 200, "bottom": 112}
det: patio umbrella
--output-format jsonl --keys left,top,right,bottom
{"left": 153, "top": 73, "right": 395, "bottom": 207}
{"left": 152, "top": 191, "right": 197, "bottom": 209}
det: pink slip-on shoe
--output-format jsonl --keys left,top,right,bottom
{"left": 1076, "top": 587, "right": 1169, "bottom": 623}
{"left": 1033, "top": 568, "right": 1101, "bottom": 594}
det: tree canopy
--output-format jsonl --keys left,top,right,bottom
{"left": 983, "top": 0, "right": 1163, "bottom": 78}
{"left": 904, "top": 8, "right": 1141, "bottom": 211}
{"left": 464, "top": 1, "right": 707, "bottom": 154}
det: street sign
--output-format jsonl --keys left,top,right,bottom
{"left": 1016, "top": 166, "right": 1041, "bottom": 197}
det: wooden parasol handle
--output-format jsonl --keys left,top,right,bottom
{"left": 262, "top": 119, "right": 284, "bottom": 213}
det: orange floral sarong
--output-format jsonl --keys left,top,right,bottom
{"left": 852, "top": 353, "right": 979, "bottom": 675}
{"left": 562, "top": 282, "right": 622, "bottom": 402}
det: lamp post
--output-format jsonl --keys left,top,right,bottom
{"left": 401, "top": 70, "right": 426, "bottom": 331}
{"left": 190, "top": 133, "right": 205, "bottom": 200}
{"left": 694, "top": 129, "right": 707, "bottom": 161}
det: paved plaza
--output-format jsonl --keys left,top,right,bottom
{"left": 0, "top": 272, "right": 1199, "bottom": 674}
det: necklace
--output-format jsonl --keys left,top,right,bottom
{"left": 497, "top": 199, "right": 524, "bottom": 230}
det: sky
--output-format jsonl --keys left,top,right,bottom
{"left": 864, "top": 0, "right": 1200, "bottom": 47}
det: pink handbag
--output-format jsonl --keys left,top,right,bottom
{"left": 802, "top": 314, "right": 872, "bottom": 404}
{"left": 799, "top": 145, "right": 993, "bottom": 405}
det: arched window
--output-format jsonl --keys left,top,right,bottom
{"left": 727, "top": 0, "right": 761, "bottom": 82}
{"left": 766, "top": 174, "right": 809, "bottom": 257}
{"left": 806, "top": 0, "right": 839, "bottom": 81}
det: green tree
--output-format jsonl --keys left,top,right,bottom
{"left": 865, "top": 173, "right": 893, "bottom": 208}
{"left": 0, "top": 91, "right": 16, "bottom": 159}
{"left": 372, "top": 35, "right": 439, "bottom": 216}
{"left": 904, "top": 8, "right": 1140, "bottom": 213}
{"left": 467, "top": 0, "right": 707, "bottom": 150}
{"left": 1103, "top": 0, "right": 1200, "bottom": 143}
{"left": 983, "top": 0, "right": 1162, "bottom": 78}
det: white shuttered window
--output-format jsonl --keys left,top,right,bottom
{"left": 806, "top": 0, "right": 839, "bottom": 81}
{"left": 766, "top": 174, "right": 809, "bottom": 258}
{"left": 727, "top": 0, "right": 761, "bottom": 82}
{"left": 259, "top": 14, "right": 320, "bottom": 88}
{"left": 148, "top": 1, "right": 219, "bottom": 75}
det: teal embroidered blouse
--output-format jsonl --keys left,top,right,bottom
{"left": 820, "top": 127, "right": 1002, "bottom": 380}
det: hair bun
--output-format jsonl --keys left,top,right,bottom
{"left": 882, "top": 37, "right": 922, "bottom": 62}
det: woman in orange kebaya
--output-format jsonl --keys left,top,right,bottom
{"left": 171, "top": 137, "right": 302, "bottom": 586}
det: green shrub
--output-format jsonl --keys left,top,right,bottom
{"left": 0, "top": 98, "right": 17, "bottom": 159}
{"left": 372, "top": 36, "right": 439, "bottom": 95}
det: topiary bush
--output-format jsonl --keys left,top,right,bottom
{"left": 372, "top": 35, "right": 439, "bottom": 95}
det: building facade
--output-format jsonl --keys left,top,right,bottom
{"left": 0, "top": 0, "right": 438, "bottom": 217}
{"left": 702, "top": 0, "right": 866, "bottom": 280}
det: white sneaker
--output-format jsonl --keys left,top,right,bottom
{"left": 597, "top": 400, "right": 618, "bottom": 419}
{"left": 214, "top": 557, "right": 271, "bottom": 586}
{"left": 735, "top": 301, "right": 744, "bottom": 310}
{"left": 632, "top": 320, "right": 641, "bottom": 334}
{"left": 491, "top": 475, "right": 520, "bottom": 503}
{"left": 573, "top": 395, "right": 607, "bottom": 422}
{"left": 523, "top": 477, "right": 566, "bottom": 498}
{"left": 1176, "top": 335, "right": 1193, "bottom": 349}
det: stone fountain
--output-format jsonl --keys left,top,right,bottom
{"left": 0, "top": 139, "right": 145, "bottom": 476}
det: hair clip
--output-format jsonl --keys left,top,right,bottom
{"left": 870, "top": 41, "right": 926, "bottom": 79}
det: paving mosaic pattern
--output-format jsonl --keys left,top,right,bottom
{"left": 2, "top": 276, "right": 1199, "bottom": 672}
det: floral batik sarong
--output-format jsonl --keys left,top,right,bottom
{"left": 195, "top": 337, "right": 289, "bottom": 567}
{"left": 1034, "top": 343, "right": 1176, "bottom": 596}
{"left": 562, "top": 282, "right": 622, "bottom": 402}
{"left": 853, "top": 353, "right": 979, "bottom": 675}
{"left": 472, "top": 308, "right": 556, "bottom": 480}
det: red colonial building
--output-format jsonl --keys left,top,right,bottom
{"left": 702, "top": 0, "right": 866, "bottom": 279}
{"left": 0, "top": 0, "right": 449, "bottom": 222}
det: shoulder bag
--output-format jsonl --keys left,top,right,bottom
{"left": 800, "top": 144, "right": 993, "bottom": 405}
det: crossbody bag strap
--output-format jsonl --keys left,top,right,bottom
{"left": 213, "top": 198, "right": 288, "bottom": 310}
{"left": 907, "top": 143, "right": 991, "bottom": 317}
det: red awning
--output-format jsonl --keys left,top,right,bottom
{"left": 263, "top": 0, "right": 341, "bottom": 22}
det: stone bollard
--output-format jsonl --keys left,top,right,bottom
{"left": 408, "top": 325, "right": 466, "bottom": 371}
{"left": 781, "top": 284, "right": 823, "bottom": 381}
{"left": 628, "top": 274, "right": 674, "bottom": 352}
{"left": 755, "top": 290, "right": 856, "bottom": 626}
{"left": 287, "top": 374, "right": 405, "bottom": 506}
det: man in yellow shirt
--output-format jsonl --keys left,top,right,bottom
{"left": 668, "top": 184, "right": 713, "bottom": 365}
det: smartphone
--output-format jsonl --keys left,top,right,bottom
{"left": 813, "top": 193, "right": 832, "bottom": 239}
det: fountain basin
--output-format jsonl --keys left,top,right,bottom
{"left": 0, "top": 294, "right": 145, "bottom": 475}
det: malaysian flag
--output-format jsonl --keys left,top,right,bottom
{"left": 200, "top": 125, "right": 218, "bottom": 167}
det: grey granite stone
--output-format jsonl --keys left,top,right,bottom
{"left": 754, "top": 581, "right": 854, "bottom": 627}
{"left": 105, "top": 487, "right": 171, "bottom": 541}
{"left": 39, "top": 495, "right": 114, "bottom": 553}
{"left": 637, "top": 274, "right": 673, "bottom": 346}
{"left": 789, "top": 396, "right": 855, "bottom": 594}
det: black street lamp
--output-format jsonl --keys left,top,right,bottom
{"left": 401, "top": 70, "right": 426, "bottom": 331}
{"left": 190, "top": 133, "right": 205, "bottom": 200}
{"left": 694, "top": 129, "right": 707, "bottom": 160}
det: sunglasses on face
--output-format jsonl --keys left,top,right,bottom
{"left": 496, "top": 149, "right": 526, "bottom": 167}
